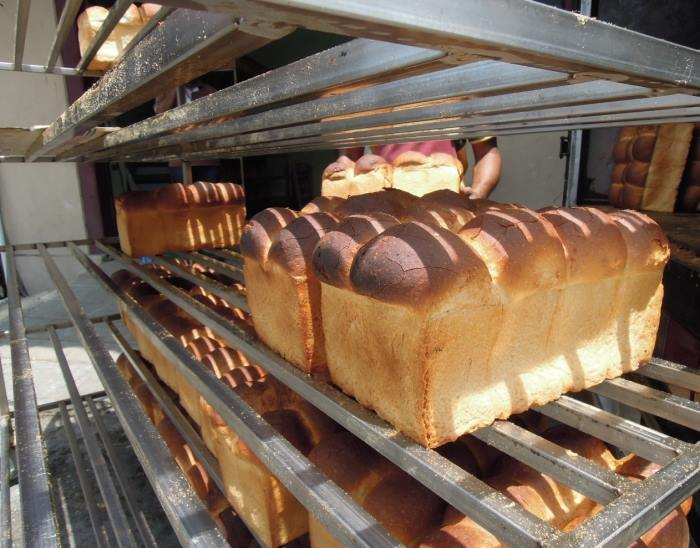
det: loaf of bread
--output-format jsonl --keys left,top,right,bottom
{"left": 321, "top": 153, "right": 464, "bottom": 199}
{"left": 115, "top": 182, "right": 245, "bottom": 257}
{"left": 77, "top": 5, "right": 155, "bottom": 71}
{"left": 420, "top": 429, "right": 690, "bottom": 547}
{"left": 312, "top": 198, "right": 668, "bottom": 446}
{"left": 679, "top": 124, "right": 700, "bottom": 212}
{"left": 200, "top": 363, "right": 338, "bottom": 547}
{"left": 309, "top": 426, "right": 689, "bottom": 547}
{"left": 609, "top": 124, "right": 693, "bottom": 212}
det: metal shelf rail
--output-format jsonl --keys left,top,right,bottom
{"left": 4, "top": 238, "right": 700, "bottom": 547}
{"left": 2, "top": 0, "right": 697, "bottom": 164}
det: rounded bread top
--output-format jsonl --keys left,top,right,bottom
{"left": 333, "top": 189, "right": 417, "bottom": 219}
{"left": 322, "top": 155, "right": 355, "bottom": 181}
{"left": 540, "top": 207, "right": 627, "bottom": 283}
{"left": 185, "top": 336, "right": 223, "bottom": 361}
{"left": 118, "top": 182, "right": 244, "bottom": 213}
{"left": 201, "top": 346, "right": 252, "bottom": 374}
{"left": 609, "top": 210, "right": 669, "bottom": 271}
{"left": 240, "top": 207, "right": 298, "bottom": 263}
{"left": 268, "top": 212, "right": 338, "bottom": 277}
{"left": 354, "top": 154, "right": 391, "bottom": 176}
{"left": 300, "top": 196, "right": 345, "bottom": 215}
{"left": 312, "top": 213, "right": 400, "bottom": 289}
{"left": 350, "top": 221, "right": 493, "bottom": 307}
{"left": 459, "top": 208, "right": 566, "bottom": 295}
{"left": 393, "top": 151, "right": 464, "bottom": 175}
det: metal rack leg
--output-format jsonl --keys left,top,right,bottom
{"left": 6, "top": 246, "right": 59, "bottom": 547}
{"left": 0, "top": 413, "right": 11, "bottom": 548}
{"left": 85, "top": 396, "right": 158, "bottom": 548}
{"left": 57, "top": 403, "right": 110, "bottom": 548}
{"left": 48, "top": 327, "right": 137, "bottom": 548}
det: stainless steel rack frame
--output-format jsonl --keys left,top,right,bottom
{"left": 2, "top": 0, "right": 699, "bottom": 163}
{"left": 3, "top": 238, "right": 700, "bottom": 548}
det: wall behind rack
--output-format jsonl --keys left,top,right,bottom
{"left": 0, "top": 0, "right": 88, "bottom": 294}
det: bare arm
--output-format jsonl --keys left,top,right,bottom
{"left": 469, "top": 138, "right": 502, "bottom": 199}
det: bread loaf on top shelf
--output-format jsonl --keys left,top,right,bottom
{"left": 321, "top": 152, "right": 464, "bottom": 198}
{"left": 115, "top": 182, "right": 245, "bottom": 257}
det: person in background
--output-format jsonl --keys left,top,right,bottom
{"left": 342, "top": 136, "right": 502, "bottom": 199}
{"left": 154, "top": 81, "right": 222, "bottom": 183}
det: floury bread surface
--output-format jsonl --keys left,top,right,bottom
{"left": 116, "top": 181, "right": 245, "bottom": 257}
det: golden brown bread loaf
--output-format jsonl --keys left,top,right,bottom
{"left": 609, "top": 124, "right": 693, "bottom": 212}
{"left": 115, "top": 182, "right": 245, "bottom": 257}
{"left": 321, "top": 153, "right": 464, "bottom": 198}
{"left": 200, "top": 363, "right": 338, "bottom": 547}
{"left": 309, "top": 198, "right": 667, "bottom": 446}
{"left": 77, "top": 5, "right": 150, "bottom": 72}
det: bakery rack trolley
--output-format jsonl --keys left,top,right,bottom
{"left": 2, "top": 1, "right": 700, "bottom": 547}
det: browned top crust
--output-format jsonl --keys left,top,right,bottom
{"left": 322, "top": 155, "right": 355, "bottom": 181}
{"left": 268, "top": 212, "right": 338, "bottom": 277}
{"left": 312, "top": 213, "right": 400, "bottom": 288}
{"left": 406, "top": 190, "right": 476, "bottom": 233}
{"left": 393, "top": 151, "right": 464, "bottom": 174}
{"left": 459, "top": 208, "right": 566, "bottom": 296}
{"left": 541, "top": 207, "right": 627, "bottom": 283}
{"left": 354, "top": 154, "right": 391, "bottom": 175}
{"left": 300, "top": 196, "right": 345, "bottom": 215}
{"left": 202, "top": 346, "right": 252, "bottom": 374}
{"left": 240, "top": 207, "right": 298, "bottom": 263}
{"left": 334, "top": 189, "right": 418, "bottom": 219}
{"left": 609, "top": 210, "right": 670, "bottom": 271}
{"left": 185, "top": 336, "right": 223, "bottom": 361}
{"left": 116, "top": 182, "right": 244, "bottom": 212}
{"left": 350, "top": 221, "right": 493, "bottom": 307}
{"left": 418, "top": 189, "right": 473, "bottom": 210}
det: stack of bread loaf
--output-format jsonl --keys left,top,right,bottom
{"left": 609, "top": 124, "right": 694, "bottom": 212}
{"left": 115, "top": 182, "right": 246, "bottom": 257}
{"left": 241, "top": 188, "right": 669, "bottom": 447}
{"left": 115, "top": 353, "right": 255, "bottom": 547}
{"left": 309, "top": 425, "right": 690, "bottom": 547}
{"left": 77, "top": 4, "right": 161, "bottom": 71}
{"left": 112, "top": 266, "right": 339, "bottom": 547}
{"left": 322, "top": 152, "right": 464, "bottom": 198}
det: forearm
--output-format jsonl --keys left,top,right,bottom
{"left": 470, "top": 140, "right": 502, "bottom": 199}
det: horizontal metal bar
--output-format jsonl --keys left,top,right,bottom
{"left": 96, "top": 241, "right": 557, "bottom": 547}
{"left": 200, "top": 249, "right": 243, "bottom": 269}
{"left": 58, "top": 402, "right": 110, "bottom": 548}
{"left": 151, "top": 256, "right": 249, "bottom": 313}
{"left": 548, "top": 449, "right": 700, "bottom": 547}
{"left": 165, "top": 0, "right": 700, "bottom": 90}
{"left": 35, "top": 390, "right": 107, "bottom": 413}
{"left": 0, "top": 237, "right": 119, "bottom": 252}
{"left": 30, "top": 10, "right": 281, "bottom": 162}
{"left": 99, "top": 38, "right": 445, "bottom": 152}
{"left": 71, "top": 242, "right": 401, "bottom": 548}
{"left": 0, "top": 414, "right": 11, "bottom": 548}
{"left": 46, "top": 0, "right": 83, "bottom": 70}
{"left": 46, "top": 321, "right": 137, "bottom": 548}
{"left": 76, "top": 0, "right": 132, "bottom": 73}
{"left": 40, "top": 245, "right": 226, "bottom": 547}
{"left": 106, "top": 320, "right": 224, "bottom": 493}
{"left": 13, "top": 0, "right": 31, "bottom": 69}
{"left": 6, "top": 245, "right": 59, "bottom": 548}
{"left": 0, "top": 61, "right": 101, "bottom": 77}
{"left": 112, "top": 6, "right": 176, "bottom": 65}
{"left": 536, "top": 396, "right": 684, "bottom": 466}
{"left": 638, "top": 358, "right": 700, "bottom": 394}
{"left": 473, "top": 420, "right": 627, "bottom": 504}
{"left": 85, "top": 396, "right": 158, "bottom": 548}
{"left": 181, "top": 252, "right": 244, "bottom": 284}
{"left": 14, "top": 313, "right": 122, "bottom": 338}
{"left": 589, "top": 377, "right": 700, "bottom": 431}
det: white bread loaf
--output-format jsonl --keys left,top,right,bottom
{"left": 115, "top": 182, "right": 245, "bottom": 257}
{"left": 391, "top": 151, "right": 464, "bottom": 196}
{"left": 201, "top": 366, "right": 337, "bottom": 547}
{"left": 77, "top": 5, "right": 144, "bottom": 71}
{"left": 321, "top": 155, "right": 392, "bottom": 198}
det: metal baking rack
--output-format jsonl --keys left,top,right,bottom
{"left": 2, "top": 238, "right": 700, "bottom": 548}
{"left": 2, "top": 1, "right": 700, "bottom": 546}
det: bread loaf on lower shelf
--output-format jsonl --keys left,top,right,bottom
{"left": 115, "top": 182, "right": 245, "bottom": 257}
